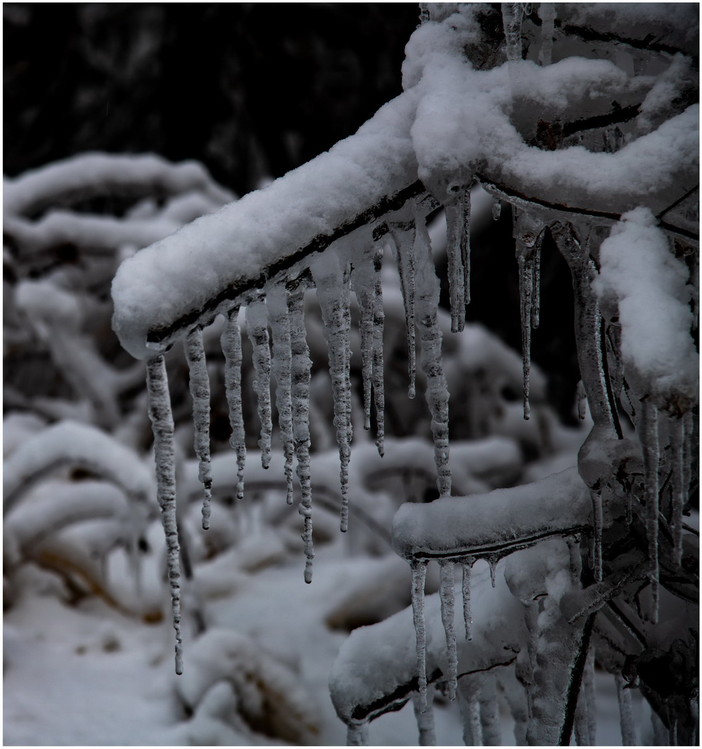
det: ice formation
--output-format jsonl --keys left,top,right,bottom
{"left": 246, "top": 295, "right": 273, "bottom": 469}
{"left": 220, "top": 308, "right": 246, "bottom": 501}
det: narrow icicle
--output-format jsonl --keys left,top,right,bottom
{"left": 413, "top": 686, "right": 437, "bottom": 745}
{"left": 267, "top": 284, "right": 295, "bottom": 505}
{"left": 221, "top": 308, "right": 246, "bottom": 501}
{"left": 371, "top": 246, "right": 386, "bottom": 456}
{"left": 488, "top": 556, "right": 498, "bottom": 588}
{"left": 639, "top": 400, "right": 660, "bottom": 623}
{"left": 461, "top": 557, "right": 474, "bottom": 639}
{"left": 670, "top": 414, "right": 685, "bottom": 567}
{"left": 444, "top": 186, "right": 471, "bottom": 332}
{"left": 439, "top": 560, "right": 458, "bottom": 700}
{"left": 414, "top": 206, "right": 452, "bottom": 497}
{"left": 246, "top": 295, "right": 273, "bottom": 469}
{"left": 615, "top": 674, "right": 637, "bottom": 746}
{"left": 288, "top": 278, "right": 314, "bottom": 582}
{"left": 591, "top": 490, "right": 603, "bottom": 582}
{"left": 388, "top": 221, "right": 417, "bottom": 398}
{"left": 145, "top": 355, "right": 183, "bottom": 675}
{"left": 459, "top": 679, "right": 483, "bottom": 746}
{"left": 502, "top": 3, "right": 524, "bottom": 61}
{"left": 347, "top": 721, "right": 369, "bottom": 746}
{"left": 531, "top": 235, "right": 541, "bottom": 330}
{"left": 311, "top": 252, "right": 352, "bottom": 532}
{"left": 411, "top": 559, "right": 429, "bottom": 712}
{"left": 184, "top": 328, "right": 212, "bottom": 530}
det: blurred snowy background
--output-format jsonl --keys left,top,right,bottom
{"left": 3, "top": 3, "right": 677, "bottom": 745}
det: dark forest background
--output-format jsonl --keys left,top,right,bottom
{"left": 4, "top": 2, "right": 580, "bottom": 422}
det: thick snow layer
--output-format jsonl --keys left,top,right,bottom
{"left": 593, "top": 207, "right": 697, "bottom": 403}
{"left": 392, "top": 468, "right": 591, "bottom": 560}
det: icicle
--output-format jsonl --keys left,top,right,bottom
{"left": 531, "top": 235, "right": 541, "bottom": 330}
{"left": 371, "top": 246, "right": 386, "bottom": 456}
{"left": 311, "top": 252, "right": 353, "bottom": 532}
{"left": 411, "top": 559, "right": 429, "bottom": 711}
{"left": 615, "top": 674, "right": 637, "bottom": 746}
{"left": 246, "top": 295, "right": 273, "bottom": 469}
{"left": 576, "top": 379, "right": 587, "bottom": 420}
{"left": 413, "top": 207, "right": 452, "bottom": 497}
{"left": 288, "top": 278, "right": 314, "bottom": 582}
{"left": 388, "top": 221, "right": 417, "bottom": 398}
{"left": 502, "top": 3, "right": 524, "bottom": 61}
{"left": 443, "top": 186, "right": 471, "bottom": 332}
{"left": 413, "top": 686, "right": 437, "bottom": 745}
{"left": 639, "top": 400, "right": 660, "bottom": 623}
{"left": 670, "top": 414, "right": 685, "bottom": 567}
{"left": 184, "top": 328, "right": 212, "bottom": 530}
{"left": 492, "top": 199, "right": 502, "bottom": 221}
{"left": 537, "top": 3, "right": 556, "bottom": 66}
{"left": 145, "top": 355, "right": 183, "bottom": 675}
{"left": 591, "top": 490, "right": 603, "bottom": 582}
{"left": 487, "top": 556, "right": 498, "bottom": 588}
{"left": 347, "top": 721, "right": 369, "bottom": 746}
{"left": 221, "top": 308, "right": 246, "bottom": 501}
{"left": 461, "top": 557, "right": 474, "bottom": 640}
{"left": 459, "top": 678, "right": 484, "bottom": 746}
{"left": 267, "top": 284, "right": 295, "bottom": 505}
{"left": 438, "top": 560, "right": 458, "bottom": 700}
{"left": 479, "top": 675, "right": 501, "bottom": 746}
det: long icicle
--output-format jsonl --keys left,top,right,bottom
{"left": 670, "top": 413, "right": 686, "bottom": 567}
{"left": 145, "top": 355, "right": 183, "bottom": 675}
{"left": 221, "top": 308, "right": 246, "bottom": 501}
{"left": 311, "top": 251, "right": 352, "bottom": 532}
{"left": 461, "top": 557, "right": 474, "bottom": 640}
{"left": 414, "top": 205, "right": 452, "bottom": 497}
{"left": 639, "top": 399, "right": 660, "bottom": 623}
{"left": 615, "top": 674, "right": 637, "bottom": 746}
{"left": 388, "top": 221, "right": 417, "bottom": 398}
{"left": 412, "top": 685, "right": 437, "bottom": 745}
{"left": 267, "top": 284, "right": 295, "bottom": 505}
{"left": 351, "top": 250, "right": 376, "bottom": 433}
{"left": 246, "top": 294, "right": 273, "bottom": 469}
{"left": 371, "top": 245, "right": 386, "bottom": 456}
{"left": 184, "top": 328, "right": 212, "bottom": 530}
{"left": 411, "top": 559, "right": 429, "bottom": 712}
{"left": 439, "top": 560, "right": 458, "bottom": 700}
{"left": 288, "top": 278, "right": 314, "bottom": 582}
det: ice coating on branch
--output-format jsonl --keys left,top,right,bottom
{"left": 220, "top": 308, "right": 246, "bottom": 501}
{"left": 639, "top": 400, "right": 660, "bottom": 622}
{"left": 461, "top": 557, "right": 474, "bottom": 640}
{"left": 438, "top": 560, "right": 458, "bottom": 700}
{"left": 388, "top": 220, "right": 417, "bottom": 398}
{"left": 591, "top": 490, "right": 603, "bottom": 582}
{"left": 593, "top": 208, "right": 697, "bottom": 406}
{"left": 351, "top": 243, "right": 386, "bottom": 456}
{"left": 412, "top": 687, "right": 436, "bottom": 746}
{"left": 266, "top": 284, "right": 295, "bottom": 505}
{"left": 184, "top": 328, "right": 212, "bottom": 530}
{"left": 413, "top": 207, "right": 452, "bottom": 498}
{"left": 288, "top": 280, "right": 314, "bottom": 582}
{"left": 246, "top": 296, "right": 273, "bottom": 469}
{"left": 145, "top": 355, "right": 183, "bottom": 675}
{"left": 616, "top": 674, "right": 637, "bottom": 746}
{"left": 311, "top": 250, "right": 353, "bottom": 531}
{"left": 411, "top": 560, "right": 429, "bottom": 712}
{"left": 444, "top": 186, "right": 471, "bottom": 331}
{"left": 575, "top": 652, "right": 596, "bottom": 745}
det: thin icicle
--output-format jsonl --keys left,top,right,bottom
{"left": 411, "top": 559, "right": 429, "bottom": 712}
{"left": 591, "top": 490, "right": 603, "bottom": 582}
{"left": 459, "top": 678, "right": 483, "bottom": 746}
{"left": 221, "top": 308, "right": 246, "bottom": 501}
{"left": 444, "top": 186, "right": 471, "bottom": 332}
{"left": 639, "top": 400, "right": 660, "bottom": 623}
{"left": 246, "top": 295, "right": 273, "bottom": 469}
{"left": 531, "top": 236, "right": 541, "bottom": 330}
{"left": 388, "top": 221, "right": 417, "bottom": 398}
{"left": 439, "top": 560, "right": 458, "bottom": 700}
{"left": 502, "top": 3, "right": 524, "bottom": 61}
{"left": 184, "top": 328, "right": 212, "bottom": 530}
{"left": 488, "top": 556, "right": 498, "bottom": 588}
{"left": 371, "top": 246, "right": 386, "bottom": 456}
{"left": 616, "top": 674, "right": 637, "bottom": 745}
{"left": 145, "top": 355, "right": 183, "bottom": 675}
{"left": 413, "top": 686, "right": 437, "bottom": 745}
{"left": 288, "top": 278, "right": 314, "bottom": 582}
{"left": 414, "top": 207, "right": 452, "bottom": 497}
{"left": 267, "top": 284, "right": 295, "bottom": 505}
{"left": 347, "top": 721, "right": 369, "bottom": 746}
{"left": 311, "top": 252, "right": 352, "bottom": 532}
{"left": 538, "top": 3, "right": 556, "bottom": 66}
{"left": 670, "top": 414, "right": 685, "bottom": 567}
{"left": 461, "top": 557, "right": 474, "bottom": 640}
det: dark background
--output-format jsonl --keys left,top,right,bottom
{"left": 4, "top": 2, "right": 579, "bottom": 422}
